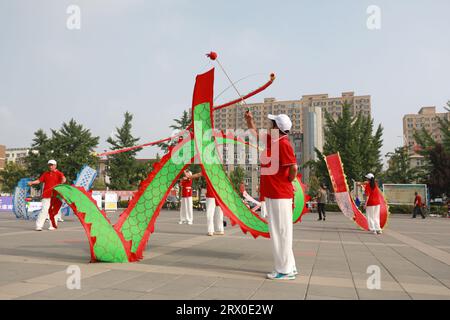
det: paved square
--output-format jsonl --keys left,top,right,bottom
{"left": 0, "top": 209, "right": 449, "bottom": 300}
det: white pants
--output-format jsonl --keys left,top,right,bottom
{"left": 366, "top": 205, "right": 381, "bottom": 232}
{"left": 260, "top": 201, "right": 267, "bottom": 218}
{"left": 180, "top": 197, "right": 193, "bottom": 223}
{"left": 206, "top": 197, "right": 224, "bottom": 234}
{"left": 36, "top": 198, "right": 58, "bottom": 229}
{"left": 266, "top": 198, "right": 296, "bottom": 275}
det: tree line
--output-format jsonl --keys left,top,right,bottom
{"left": 0, "top": 112, "right": 155, "bottom": 193}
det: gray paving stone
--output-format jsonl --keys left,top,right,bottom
{"left": 1, "top": 210, "right": 450, "bottom": 300}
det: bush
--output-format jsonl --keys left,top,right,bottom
{"left": 324, "top": 203, "right": 340, "bottom": 212}
{"left": 118, "top": 200, "right": 129, "bottom": 208}
{"left": 387, "top": 205, "right": 414, "bottom": 214}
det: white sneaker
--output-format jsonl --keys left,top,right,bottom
{"left": 214, "top": 231, "right": 225, "bottom": 236}
{"left": 35, "top": 228, "right": 43, "bottom": 231}
{"left": 57, "top": 219, "right": 64, "bottom": 222}
{"left": 178, "top": 221, "right": 186, "bottom": 225}
{"left": 267, "top": 272, "right": 295, "bottom": 280}
{"left": 48, "top": 226, "right": 56, "bottom": 231}
{"left": 207, "top": 232, "right": 214, "bottom": 237}
{"left": 187, "top": 222, "right": 193, "bottom": 225}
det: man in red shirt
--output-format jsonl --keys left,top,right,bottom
{"left": 413, "top": 192, "right": 426, "bottom": 219}
{"left": 246, "top": 111, "right": 298, "bottom": 280}
{"left": 179, "top": 170, "right": 194, "bottom": 225}
{"left": 28, "top": 160, "right": 66, "bottom": 231}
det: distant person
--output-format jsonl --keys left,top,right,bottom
{"left": 185, "top": 171, "right": 224, "bottom": 236}
{"left": 355, "top": 196, "right": 361, "bottom": 208}
{"left": 316, "top": 184, "right": 328, "bottom": 221}
{"left": 359, "top": 173, "right": 382, "bottom": 235}
{"left": 179, "top": 170, "right": 194, "bottom": 225}
{"left": 28, "top": 160, "right": 66, "bottom": 231}
{"left": 413, "top": 192, "right": 426, "bottom": 219}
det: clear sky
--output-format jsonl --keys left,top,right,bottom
{"left": 1, "top": 0, "right": 449, "bottom": 160}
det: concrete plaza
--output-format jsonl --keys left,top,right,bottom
{"left": 0, "top": 209, "right": 449, "bottom": 300}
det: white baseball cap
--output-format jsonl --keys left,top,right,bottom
{"left": 268, "top": 114, "right": 292, "bottom": 133}
{"left": 48, "top": 160, "right": 57, "bottom": 165}
{"left": 365, "top": 173, "right": 375, "bottom": 180}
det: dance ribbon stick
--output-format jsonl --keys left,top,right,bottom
{"left": 206, "top": 51, "right": 276, "bottom": 111}
{"left": 213, "top": 73, "right": 276, "bottom": 111}
{"left": 95, "top": 129, "right": 189, "bottom": 157}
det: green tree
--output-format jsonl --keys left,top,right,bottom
{"left": 50, "top": 119, "right": 99, "bottom": 182}
{"left": 106, "top": 112, "right": 142, "bottom": 190}
{"left": 159, "top": 110, "right": 191, "bottom": 153}
{"left": 383, "top": 146, "right": 420, "bottom": 183}
{"left": 25, "top": 129, "right": 52, "bottom": 179}
{"left": 0, "top": 162, "right": 29, "bottom": 193}
{"left": 229, "top": 166, "right": 245, "bottom": 196}
{"left": 414, "top": 102, "right": 450, "bottom": 197}
{"left": 313, "top": 103, "right": 384, "bottom": 187}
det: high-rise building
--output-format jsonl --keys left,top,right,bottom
{"left": 0, "top": 145, "right": 6, "bottom": 170}
{"left": 212, "top": 92, "right": 371, "bottom": 197}
{"left": 6, "top": 148, "right": 30, "bottom": 167}
{"left": 403, "top": 106, "right": 450, "bottom": 168}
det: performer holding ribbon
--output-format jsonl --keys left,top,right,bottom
{"left": 245, "top": 111, "right": 298, "bottom": 280}
{"left": 185, "top": 171, "right": 225, "bottom": 237}
{"left": 358, "top": 173, "right": 383, "bottom": 235}
{"left": 179, "top": 170, "right": 194, "bottom": 225}
{"left": 28, "top": 160, "right": 66, "bottom": 231}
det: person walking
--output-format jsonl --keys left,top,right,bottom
{"left": 246, "top": 111, "right": 298, "bottom": 280}
{"left": 317, "top": 184, "right": 328, "bottom": 221}
{"left": 179, "top": 170, "right": 194, "bottom": 225}
{"left": 28, "top": 160, "right": 66, "bottom": 231}
{"left": 413, "top": 192, "right": 426, "bottom": 219}
{"left": 361, "top": 173, "right": 382, "bottom": 235}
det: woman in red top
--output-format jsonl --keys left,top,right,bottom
{"left": 179, "top": 170, "right": 194, "bottom": 225}
{"left": 362, "top": 173, "right": 382, "bottom": 235}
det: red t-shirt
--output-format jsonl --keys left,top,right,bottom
{"left": 206, "top": 183, "right": 214, "bottom": 198}
{"left": 364, "top": 183, "right": 381, "bottom": 206}
{"left": 205, "top": 183, "right": 220, "bottom": 205}
{"left": 260, "top": 134, "right": 297, "bottom": 199}
{"left": 181, "top": 178, "right": 193, "bottom": 198}
{"left": 39, "top": 170, "right": 65, "bottom": 198}
{"left": 415, "top": 195, "right": 422, "bottom": 207}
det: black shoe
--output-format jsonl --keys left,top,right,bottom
{"left": 323, "top": 217, "right": 326, "bottom": 221}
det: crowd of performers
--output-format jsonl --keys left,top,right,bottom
{"left": 28, "top": 112, "right": 384, "bottom": 281}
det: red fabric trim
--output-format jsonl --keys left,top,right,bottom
{"left": 325, "top": 153, "right": 390, "bottom": 230}
{"left": 213, "top": 76, "right": 275, "bottom": 111}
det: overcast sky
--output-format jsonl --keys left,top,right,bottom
{"left": 1, "top": 0, "right": 449, "bottom": 160}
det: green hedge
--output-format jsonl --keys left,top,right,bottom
{"left": 118, "top": 200, "right": 129, "bottom": 208}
